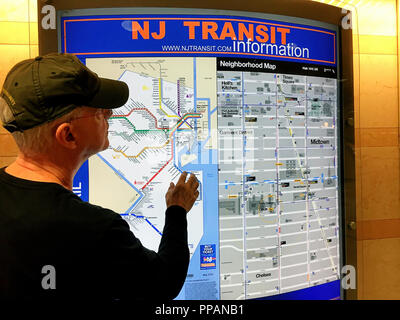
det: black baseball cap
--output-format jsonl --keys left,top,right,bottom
{"left": 0, "top": 53, "right": 129, "bottom": 133}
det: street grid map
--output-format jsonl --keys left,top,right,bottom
{"left": 85, "top": 57, "right": 340, "bottom": 300}
{"left": 217, "top": 70, "right": 340, "bottom": 299}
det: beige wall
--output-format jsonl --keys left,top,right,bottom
{"left": 353, "top": 0, "right": 399, "bottom": 300}
{"left": 0, "top": 0, "right": 38, "bottom": 167}
{"left": 315, "top": 0, "right": 400, "bottom": 299}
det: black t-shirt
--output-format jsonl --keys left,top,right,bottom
{"left": 0, "top": 167, "right": 189, "bottom": 301}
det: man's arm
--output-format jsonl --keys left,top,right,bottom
{"left": 96, "top": 172, "right": 199, "bottom": 300}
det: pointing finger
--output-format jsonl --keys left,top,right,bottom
{"left": 192, "top": 178, "right": 199, "bottom": 191}
{"left": 187, "top": 173, "right": 198, "bottom": 186}
{"left": 177, "top": 171, "right": 188, "bottom": 185}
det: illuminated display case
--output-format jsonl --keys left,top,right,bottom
{"left": 38, "top": 0, "right": 355, "bottom": 300}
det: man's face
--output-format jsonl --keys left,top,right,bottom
{"left": 71, "top": 107, "right": 113, "bottom": 157}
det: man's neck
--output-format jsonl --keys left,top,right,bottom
{"left": 6, "top": 155, "right": 75, "bottom": 190}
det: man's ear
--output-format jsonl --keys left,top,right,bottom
{"left": 55, "top": 123, "right": 77, "bottom": 149}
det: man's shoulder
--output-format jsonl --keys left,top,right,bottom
{"left": 49, "top": 190, "right": 128, "bottom": 244}
{"left": 0, "top": 166, "right": 123, "bottom": 229}
{"left": 55, "top": 190, "right": 122, "bottom": 223}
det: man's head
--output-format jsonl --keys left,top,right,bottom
{"left": 0, "top": 53, "right": 129, "bottom": 158}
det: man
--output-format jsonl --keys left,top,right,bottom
{"left": 0, "top": 53, "right": 199, "bottom": 301}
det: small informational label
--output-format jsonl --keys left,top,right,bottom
{"left": 200, "top": 244, "right": 217, "bottom": 270}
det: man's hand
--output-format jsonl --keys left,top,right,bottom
{"left": 165, "top": 172, "right": 200, "bottom": 213}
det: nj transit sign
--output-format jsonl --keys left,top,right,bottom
{"left": 60, "top": 14, "right": 336, "bottom": 66}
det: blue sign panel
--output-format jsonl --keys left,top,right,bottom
{"left": 72, "top": 160, "right": 88, "bottom": 202}
{"left": 258, "top": 280, "right": 341, "bottom": 300}
{"left": 61, "top": 14, "right": 336, "bottom": 66}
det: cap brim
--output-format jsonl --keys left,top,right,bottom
{"left": 87, "top": 77, "right": 129, "bottom": 109}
